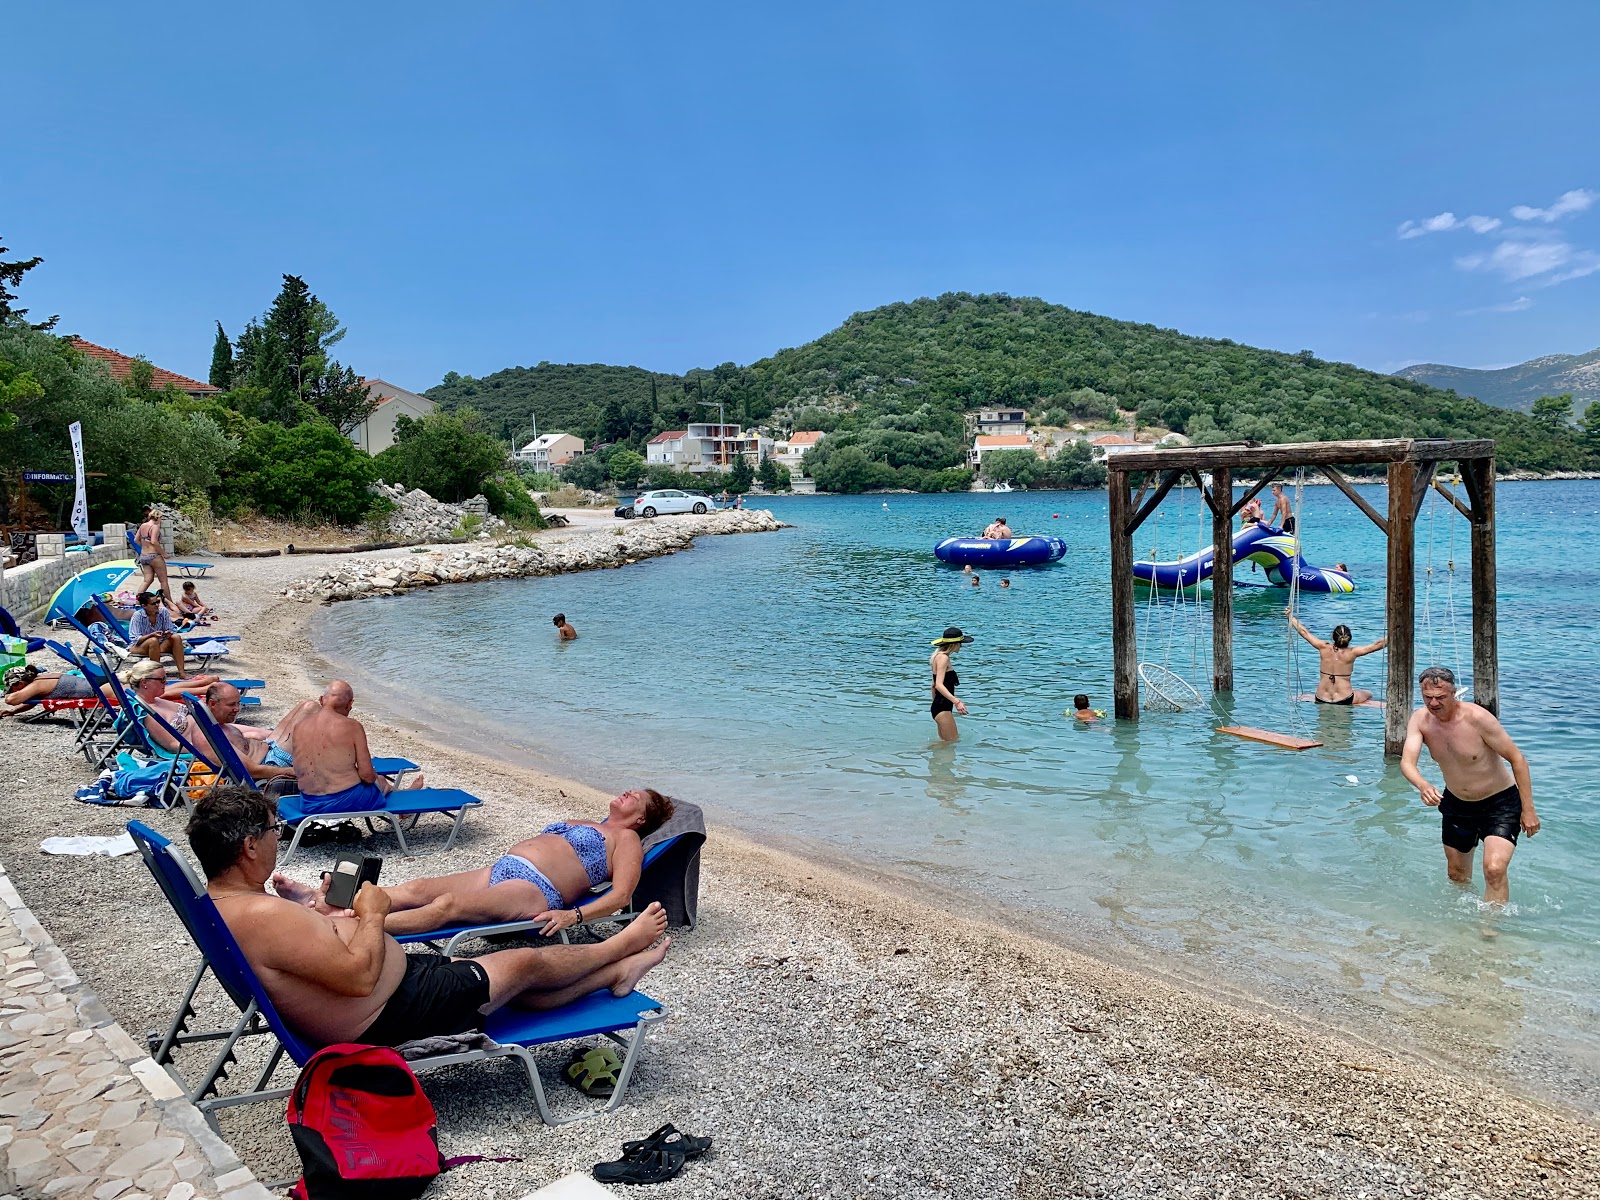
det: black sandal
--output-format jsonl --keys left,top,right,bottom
{"left": 593, "top": 1148, "right": 686, "bottom": 1184}
{"left": 622, "top": 1123, "right": 712, "bottom": 1160}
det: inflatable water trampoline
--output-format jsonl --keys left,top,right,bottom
{"left": 1132, "top": 523, "right": 1353, "bottom": 593}
{"left": 934, "top": 535, "right": 1067, "bottom": 567}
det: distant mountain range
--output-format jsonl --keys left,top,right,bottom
{"left": 1394, "top": 349, "right": 1600, "bottom": 413}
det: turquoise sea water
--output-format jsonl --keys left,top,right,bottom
{"left": 318, "top": 482, "right": 1600, "bottom": 1106}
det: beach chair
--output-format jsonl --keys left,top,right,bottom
{"left": 126, "top": 821, "right": 666, "bottom": 1128}
{"left": 396, "top": 834, "right": 696, "bottom": 955}
{"left": 180, "top": 696, "right": 474, "bottom": 857}
{"left": 92, "top": 596, "right": 240, "bottom": 646}
{"left": 0, "top": 605, "right": 45, "bottom": 653}
{"left": 68, "top": 614, "right": 232, "bottom": 673}
{"left": 101, "top": 661, "right": 221, "bottom": 806}
{"left": 125, "top": 529, "right": 214, "bottom": 577}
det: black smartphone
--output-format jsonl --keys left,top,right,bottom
{"left": 324, "top": 854, "right": 383, "bottom": 910}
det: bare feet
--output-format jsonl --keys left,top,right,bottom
{"left": 611, "top": 937, "right": 670, "bottom": 996}
{"left": 401, "top": 773, "right": 426, "bottom": 791}
{"left": 609, "top": 902, "right": 668, "bottom": 957}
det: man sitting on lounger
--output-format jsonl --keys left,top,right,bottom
{"left": 292, "top": 680, "right": 425, "bottom": 814}
{"left": 188, "top": 786, "right": 671, "bottom": 1047}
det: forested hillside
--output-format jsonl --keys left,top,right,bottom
{"left": 430, "top": 293, "right": 1593, "bottom": 476}
{"left": 1395, "top": 348, "right": 1600, "bottom": 414}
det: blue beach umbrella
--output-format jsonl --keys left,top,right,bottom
{"left": 45, "top": 559, "right": 140, "bottom": 624}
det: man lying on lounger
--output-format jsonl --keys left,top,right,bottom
{"left": 189, "top": 786, "right": 671, "bottom": 1047}
{"left": 291, "top": 680, "right": 425, "bottom": 814}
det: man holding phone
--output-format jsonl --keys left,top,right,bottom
{"left": 187, "top": 787, "right": 672, "bottom": 1048}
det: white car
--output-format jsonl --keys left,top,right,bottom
{"left": 633, "top": 489, "right": 712, "bottom": 517}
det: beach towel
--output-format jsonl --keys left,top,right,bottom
{"left": 638, "top": 800, "right": 705, "bottom": 929}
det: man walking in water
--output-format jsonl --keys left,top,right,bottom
{"left": 1400, "top": 666, "right": 1538, "bottom": 905}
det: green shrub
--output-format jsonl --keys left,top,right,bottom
{"left": 374, "top": 407, "right": 507, "bottom": 502}
{"left": 481, "top": 471, "right": 546, "bottom": 528}
{"left": 215, "top": 420, "right": 376, "bottom": 524}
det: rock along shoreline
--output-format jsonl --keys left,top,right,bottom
{"left": 281, "top": 509, "right": 784, "bottom": 604}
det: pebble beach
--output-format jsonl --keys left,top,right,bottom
{"left": 2, "top": 513, "right": 1597, "bottom": 1199}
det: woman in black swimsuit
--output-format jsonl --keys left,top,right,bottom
{"left": 1287, "top": 611, "right": 1386, "bottom": 705}
{"left": 929, "top": 627, "right": 972, "bottom": 742}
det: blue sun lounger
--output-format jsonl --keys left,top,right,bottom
{"left": 395, "top": 834, "right": 691, "bottom": 954}
{"left": 127, "top": 821, "right": 665, "bottom": 1128}
{"left": 180, "top": 696, "right": 475, "bottom": 857}
{"left": 92, "top": 597, "right": 240, "bottom": 646}
{"left": 124, "top": 530, "right": 214, "bottom": 577}
{"left": 66, "top": 615, "right": 232, "bottom": 672}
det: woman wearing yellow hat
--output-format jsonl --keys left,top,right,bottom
{"left": 929, "top": 626, "right": 973, "bottom": 742}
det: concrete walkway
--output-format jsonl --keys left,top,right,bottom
{"left": 0, "top": 863, "right": 273, "bottom": 1200}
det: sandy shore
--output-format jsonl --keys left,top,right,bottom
{"left": 2, "top": 533, "right": 1597, "bottom": 1199}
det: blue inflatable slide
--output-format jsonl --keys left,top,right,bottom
{"left": 1132, "top": 523, "right": 1353, "bottom": 594}
{"left": 934, "top": 535, "right": 1068, "bottom": 567}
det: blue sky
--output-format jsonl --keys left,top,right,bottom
{"left": 7, "top": 2, "right": 1598, "bottom": 390}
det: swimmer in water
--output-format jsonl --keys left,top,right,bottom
{"left": 553, "top": 613, "right": 578, "bottom": 640}
{"left": 1288, "top": 610, "right": 1385, "bottom": 704}
{"left": 929, "top": 627, "right": 972, "bottom": 742}
{"left": 970, "top": 574, "right": 981, "bottom": 587}
{"left": 1000, "top": 579, "right": 1010, "bottom": 589}
{"left": 1071, "top": 694, "right": 1100, "bottom": 722}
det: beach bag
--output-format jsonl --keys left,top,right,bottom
{"left": 287, "top": 1044, "right": 443, "bottom": 1200}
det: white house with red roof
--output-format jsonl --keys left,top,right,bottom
{"left": 1087, "top": 432, "right": 1141, "bottom": 461}
{"left": 647, "top": 423, "right": 771, "bottom": 474}
{"left": 969, "top": 432, "right": 1037, "bottom": 468}
{"left": 772, "top": 430, "right": 825, "bottom": 478}
{"left": 348, "top": 379, "right": 436, "bottom": 454}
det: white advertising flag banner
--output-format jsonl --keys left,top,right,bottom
{"left": 68, "top": 421, "right": 89, "bottom": 544}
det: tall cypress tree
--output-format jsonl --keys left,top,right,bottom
{"left": 209, "top": 322, "right": 234, "bottom": 389}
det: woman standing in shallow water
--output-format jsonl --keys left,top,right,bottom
{"left": 929, "top": 627, "right": 973, "bottom": 742}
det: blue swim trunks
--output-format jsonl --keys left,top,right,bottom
{"left": 488, "top": 854, "right": 566, "bottom": 911}
{"left": 295, "top": 780, "right": 385, "bottom": 816}
{"left": 261, "top": 741, "right": 293, "bottom": 768}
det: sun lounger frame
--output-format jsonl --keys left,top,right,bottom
{"left": 127, "top": 821, "right": 665, "bottom": 1130}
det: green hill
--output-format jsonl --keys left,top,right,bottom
{"left": 1393, "top": 349, "right": 1600, "bottom": 413}
{"left": 429, "top": 293, "right": 1592, "bottom": 477}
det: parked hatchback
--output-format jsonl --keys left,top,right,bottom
{"left": 634, "top": 489, "right": 712, "bottom": 517}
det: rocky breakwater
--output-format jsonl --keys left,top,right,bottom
{"left": 372, "top": 480, "right": 507, "bottom": 543}
{"left": 282, "top": 509, "right": 784, "bottom": 603}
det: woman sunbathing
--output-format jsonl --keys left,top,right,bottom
{"left": 1, "top": 665, "right": 102, "bottom": 716}
{"left": 274, "top": 788, "right": 676, "bottom": 937}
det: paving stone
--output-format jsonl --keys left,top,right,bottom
{"left": 6, "top": 973, "right": 45, "bottom": 988}
{"left": 66, "top": 1147, "right": 110, "bottom": 1173}
{"left": 129, "top": 1060, "right": 182, "bottom": 1102}
{"left": 0, "top": 1092, "right": 40, "bottom": 1116}
{"left": 63, "top": 1102, "right": 105, "bottom": 1126}
{"left": 7, "top": 1014, "right": 45, "bottom": 1033}
{"left": 171, "top": 1158, "right": 205, "bottom": 1183}
{"left": 95, "top": 1027, "right": 144, "bottom": 1064}
{"left": 111, "top": 1120, "right": 159, "bottom": 1149}
{"left": 42, "top": 1070, "right": 82, "bottom": 1095}
{"left": 99, "top": 1101, "right": 142, "bottom": 1131}
{"left": 43, "top": 1174, "right": 96, "bottom": 1196}
{"left": 7, "top": 1138, "right": 50, "bottom": 1169}
{"left": 104, "top": 1084, "right": 143, "bottom": 1102}
{"left": 164, "top": 1184, "right": 196, "bottom": 1200}
{"left": 209, "top": 1169, "right": 252, "bottom": 1193}
{"left": 106, "top": 1139, "right": 185, "bottom": 1181}
{"left": 62, "top": 1131, "right": 96, "bottom": 1150}
{"left": 16, "top": 1109, "right": 49, "bottom": 1131}
{"left": 65, "top": 1031, "right": 94, "bottom": 1045}
{"left": 135, "top": 1168, "right": 175, "bottom": 1194}
{"left": 30, "top": 1057, "right": 71, "bottom": 1076}
{"left": 62, "top": 1079, "right": 117, "bottom": 1109}
{"left": 93, "top": 1183, "right": 132, "bottom": 1200}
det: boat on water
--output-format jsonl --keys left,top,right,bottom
{"left": 990, "top": 481, "right": 1014, "bottom": 492}
{"left": 934, "top": 535, "right": 1067, "bottom": 567}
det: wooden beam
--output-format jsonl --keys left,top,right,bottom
{"left": 1217, "top": 725, "right": 1324, "bottom": 751}
{"left": 1431, "top": 477, "right": 1472, "bottom": 522}
{"left": 1384, "top": 461, "right": 1417, "bottom": 757}
{"left": 1109, "top": 471, "right": 1139, "bottom": 721}
{"left": 1228, "top": 469, "right": 1280, "bottom": 518}
{"left": 1130, "top": 472, "right": 1152, "bottom": 518}
{"left": 1458, "top": 462, "right": 1484, "bottom": 519}
{"left": 1411, "top": 461, "right": 1438, "bottom": 523}
{"left": 1191, "top": 470, "right": 1220, "bottom": 517}
{"left": 1125, "top": 469, "right": 1184, "bottom": 536}
{"left": 1467, "top": 457, "right": 1499, "bottom": 715}
{"left": 1211, "top": 467, "right": 1234, "bottom": 693}
{"left": 1109, "top": 437, "right": 1495, "bottom": 473}
{"left": 1319, "top": 465, "right": 1388, "bottom": 535}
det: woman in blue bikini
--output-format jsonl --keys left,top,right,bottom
{"left": 330, "top": 788, "right": 677, "bottom": 937}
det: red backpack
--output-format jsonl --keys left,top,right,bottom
{"left": 287, "top": 1045, "right": 446, "bottom": 1200}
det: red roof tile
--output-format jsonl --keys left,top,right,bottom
{"left": 786, "top": 430, "right": 825, "bottom": 446}
{"left": 649, "top": 430, "right": 687, "bottom": 444}
{"left": 70, "top": 338, "right": 219, "bottom": 394}
{"left": 1090, "top": 433, "right": 1139, "bottom": 445}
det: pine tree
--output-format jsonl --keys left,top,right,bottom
{"left": 0, "top": 237, "right": 57, "bottom": 330}
{"left": 265, "top": 275, "right": 317, "bottom": 391}
{"left": 209, "top": 322, "right": 234, "bottom": 389}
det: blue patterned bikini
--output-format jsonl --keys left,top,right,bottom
{"left": 488, "top": 822, "right": 610, "bottom": 910}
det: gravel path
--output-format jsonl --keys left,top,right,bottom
{"left": 1, "top": 529, "right": 1596, "bottom": 1199}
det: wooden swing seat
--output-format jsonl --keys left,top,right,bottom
{"left": 1216, "top": 725, "right": 1323, "bottom": 750}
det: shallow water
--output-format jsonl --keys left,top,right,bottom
{"left": 318, "top": 481, "right": 1600, "bottom": 1106}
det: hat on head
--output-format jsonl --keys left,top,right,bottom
{"left": 930, "top": 627, "right": 975, "bottom": 645}
{"left": 3, "top": 666, "right": 36, "bottom": 692}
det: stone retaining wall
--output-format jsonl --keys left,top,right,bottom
{"left": 0, "top": 528, "right": 133, "bottom": 624}
{"left": 0, "top": 862, "right": 273, "bottom": 1200}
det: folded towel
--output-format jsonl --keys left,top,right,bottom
{"left": 396, "top": 1029, "right": 502, "bottom": 1059}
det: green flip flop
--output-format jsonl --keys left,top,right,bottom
{"left": 565, "top": 1045, "right": 622, "bottom": 1098}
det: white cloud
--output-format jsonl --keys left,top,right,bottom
{"left": 1397, "top": 211, "right": 1501, "bottom": 238}
{"left": 1546, "top": 253, "right": 1600, "bottom": 285}
{"left": 1455, "top": 239, "right": 1574, "bottom": 280}
{"left": 1461, "top": 296, "right": 1533, "bottom": 315}
{"left": 1509, "top": 188, "right": 1596, "bottom": 223}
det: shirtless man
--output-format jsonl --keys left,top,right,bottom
{"left": 553, "top": 613, "right": 578, "bottom": 640}
{"left": 1401, "top": 666, "right": 1538, "bottom": 905}
{"left": 983, "top": 517, "right": 1013, "bottom": 539}
{"left": 1269, "top": 482, "right": 1295, "bottom": 533}
{"left": 292, "top": 680, "right": 424, "bottom": 815}
{"left": 187, "top": 786, "right": 670, "bottom": 1048}
{"left": 189, "top": 682, "right": 312, "bottom": 788}
{"left": 1287, "top": 612, "right": 1386, "bottom": 704}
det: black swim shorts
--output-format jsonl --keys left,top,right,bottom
{"left": 356, "top": 955, "right": 490, "bottom": 1047}
{"left": 1439, "top": 784, "right": 1523, "bottom": 853}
